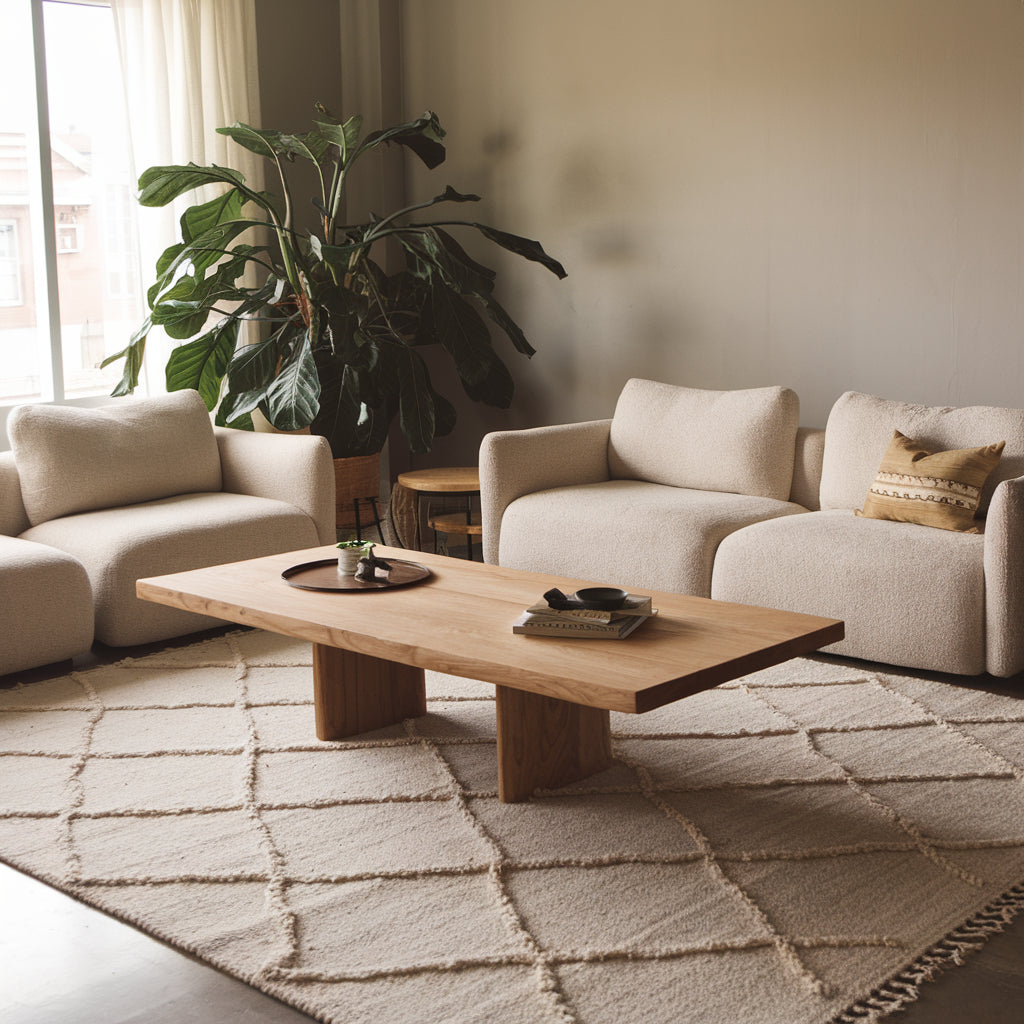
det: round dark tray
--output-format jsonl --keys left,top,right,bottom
{"left": 281, "top": 558, "right": 431, "bottom": 592}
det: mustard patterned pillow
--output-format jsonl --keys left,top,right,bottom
{"left": 855, "top": 430, "right": 1005, "bottom": 533}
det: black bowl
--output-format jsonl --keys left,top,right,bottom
{"left": 574, "top": 587, "right": 628, "bottom": 610}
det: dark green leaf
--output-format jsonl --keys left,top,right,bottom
{"left": 395, "top": 348, "right": 435, "bottom": 453}
{"left": 397, "top": 229, "right": 493, "bottom": 296}
{"left": 264, "top": 332, "right": 320, "bottom": 430}
{"left": 148, "top": 229, "right": 266, "bottom": 309}
{"left": 436, "top": 185, "right": 480, "bottom": 204}
{"left": 310, "top": 116, "right": 363, "bottom": 164}
{"left": 216, "top": 387, "right": 261, "bottom": 427}
{"left": 217, "top": 123, "right": 317, "bottom": 164}
{"left": 100, "top": 317, "right": 151, "bottom": 395}
{"left": 359, "top": 112, "right": 447, "bottom": 170}
{"left": 180, "top": 190, "right": 245, "bottom": 244}
{"left": 150, "top": 292, "right": 213, "bottom": 340}
{"left": 311, "top": 357, "right": 393, "bottom": 457}
{"left": 477, "top": 292, "right": 536, "bottom": 357}
{"left": 429, "top": 285, "right": 494, "bottom": 385}
{"left": 460, "top": 353, "right": 514, "bottom": 408}
{"left": 473, "top": 224, "right": 568, "bottom": 278}
{"left": 431, "top": 389, "right": 457, "bottom": 438}
{"left": 165, "top": 319, "right": 238, "bottom": 408}
{"left": 227, "top": 331, "right": 284, "bottom": 392}
{"left": 138, "top": 163, "right": 250, "bottom": 207}
{"left": 150, "top": 254, "right": 259, "bottom": 339}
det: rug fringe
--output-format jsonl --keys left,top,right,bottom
{"left": 832, "top": 881, "right": 1024, "bottom": 1022}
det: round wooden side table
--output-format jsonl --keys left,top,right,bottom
{"left": 396, "top": 467, "right": 481, "bottom": 560}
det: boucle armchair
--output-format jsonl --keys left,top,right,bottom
{"left": 0, "top": 453, "right": 94, "bottom": 676}
{"left": 4, "top": 389, "right": 334, "bottom": 650}
{"left": 480, "top": 379, "right": 811, "bottom": 597}
{"left": 712, "top": 391, "right": 1024, "bottom": 677}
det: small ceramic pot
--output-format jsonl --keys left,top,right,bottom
{"left": 337, "top": 544, "right": 368, "bottom": 573}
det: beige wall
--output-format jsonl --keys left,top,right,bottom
{"left": 395, "top": 0, "right": 1024, "bottom": 464}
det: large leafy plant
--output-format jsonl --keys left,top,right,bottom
{"left": 104, "top": 108, "right": 566, "bottom": 457}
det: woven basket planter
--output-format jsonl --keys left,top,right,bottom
{"left": 334, "top": 452, "right": 382, "bottom": 531}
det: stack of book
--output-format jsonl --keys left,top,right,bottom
{"left": 512, "top": 592, "right": 655, "bottom": 639}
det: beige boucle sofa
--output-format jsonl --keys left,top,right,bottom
{"left": 1, "top": 390, "right": 334, "bottom": 673}
{"left": 480, "top": 381, "right": 1024, "bottom": 678}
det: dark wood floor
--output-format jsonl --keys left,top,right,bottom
{"left": 2, "top": 638, "right": 1023, "bottom": 1023}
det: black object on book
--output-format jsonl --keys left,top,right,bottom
{"left": 543, "top": 586, "right": 629, "bottom": 611}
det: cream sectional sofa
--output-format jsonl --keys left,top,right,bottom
{"left": 1, "top": 390, "right": 334, "bottom": 674}
{"left": 480, "top": 381, "right": 1024, "bottom": 678}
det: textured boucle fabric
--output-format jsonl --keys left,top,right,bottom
{"left": 983, "top": 475, "right": 1024, "bottom": 676}
{"left": 22, "top": 492, "right": 319, "bottom": 647}
{"left": 480, "top": 419, "right": 612, "bottom": 566}
{"left": 607, "top": 380, "right": 800, "bottom": 502}
{"left": 790, "top": 427, "right": 825, "bottom": 510}
{"left": 0, "top": 534, "right": 93, "bottom": 675}
{"left": 9, "top": 390, "right": 223, "bottom": 527}
{"left": 214, "top": 426, "right": 335, "bottom": 545}
{"left": 712, "top": 509, "right": 987, "bottom": 675}
{"left": 0, "top": 452, "right": 30, "bottom": 537}
{"left": 499, "top": 480, "right": 806, "bottom": 597}
{"left": 820, "top": 391, "right": 1024, "bottom": 514}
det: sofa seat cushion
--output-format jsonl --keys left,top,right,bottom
{"left": 608, "top": 380, "right": 800, "bottom": 501}
{"left": 21, "top": 492, "right": 319, "bottom": 647}
{"left": 711, "top": 509, "right": 986, "bottom": 675}
{"left": 9, "top": 390, "right": 223, "bottom": 527}
{"left": 499, "top": 479, "right": 807, "bottom": 598}
{"left": 0, "top": 535, "right": 94, "bottom": 676}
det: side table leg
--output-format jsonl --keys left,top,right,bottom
{"left": 313, "top": 643, "right": 426, "bottom": 739}
{"left": 495, "top": 685, "right": 613, "bottom": 802}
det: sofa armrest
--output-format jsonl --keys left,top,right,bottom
{"left": 789, "top": 427, "right": 825, "bottom": 510}
{"left": 214, "top": 427, "right": 335, "bottom": 545}
{"left": 0, "top": 451, "right": 29, "bottom": 537}
{"left": 479, "top": 419, "right": 612, "bottom": 565}
{"left": 984, "top": 474, "right": 1024, "bottom": 676}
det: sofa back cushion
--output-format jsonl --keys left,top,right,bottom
{"left": 9, "top": 390, "right": 222, "bottom": 526}
{"left": 820, "top": 391, "right": 1024, "bottom": 513}
{"left": 0, "top": 451, "right": 30, "bottom": 537}
{"left": 607, "top": 379, "right": 800, "bottom": 501}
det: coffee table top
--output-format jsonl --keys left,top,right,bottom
{"left": 137, "top": 546, "right": 843, "bottom": 715}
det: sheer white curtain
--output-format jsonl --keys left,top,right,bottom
{"left": 110, "top": 0, "right": 263, "bottom": 391}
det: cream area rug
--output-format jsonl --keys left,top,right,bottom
{"left": 1, "top": 630, "right": 1023, "bottom": 1024}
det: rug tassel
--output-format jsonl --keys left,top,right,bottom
{"left": 833, "top": 882, "right": 1024, "bottom": 1022}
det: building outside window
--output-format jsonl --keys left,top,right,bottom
{"left": 0, "top": 0, "right": 146, "bottom": 405}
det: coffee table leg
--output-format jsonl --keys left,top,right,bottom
{"left": 495, "top": 685, "right": 613, "bottom": 802}
{"left": 312, "top": 643, "right": 426, "bottom": 739}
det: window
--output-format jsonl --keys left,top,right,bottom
{"left": 0, "top": 0, "right": 146, "bottom": 405}
{"left": 56, "top": 219, "right": 82, "bottom": 254}
{"left": 0, "top": 222, "right": 22, "bottom": 305}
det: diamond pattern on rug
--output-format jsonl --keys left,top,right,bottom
{"left": 79, "top": 753, "right": 242, "bottom": 813}
{"left": 1, "top": 629, "right": 1023, "bottom": 1024}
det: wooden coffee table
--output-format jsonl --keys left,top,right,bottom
{"left": 137, "top": 546, "right": 843, "bottom": 802}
